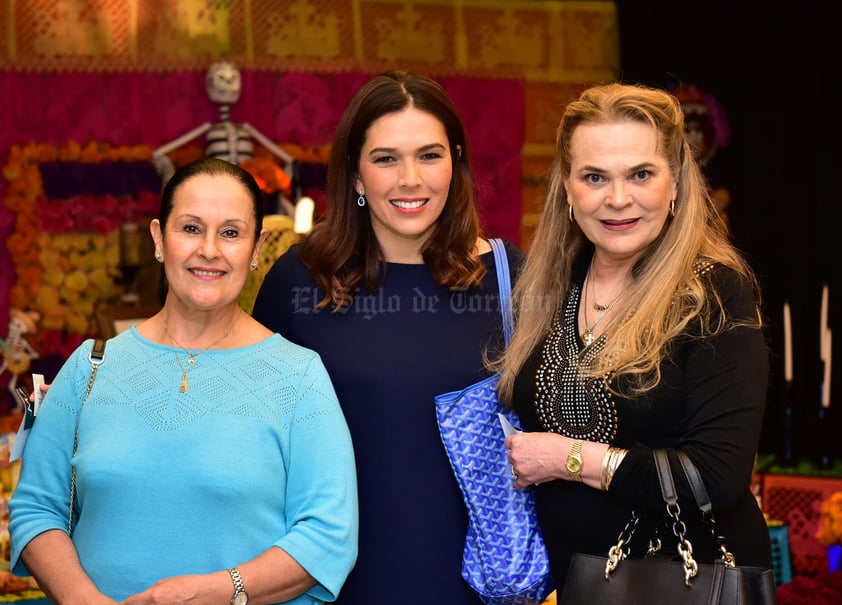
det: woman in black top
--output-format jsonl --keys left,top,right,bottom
{"left": 493, "top": 82, "right": 771, "bottom": 593}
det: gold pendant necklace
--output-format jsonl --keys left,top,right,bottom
{"left": 582, "top": 305, "right": 611, "bottom": 347}
{"left": 164, "top": 310, "right": 240, "bottom": 394}
{"left": 581, "top": 260, "right": 629, "bottom": 347}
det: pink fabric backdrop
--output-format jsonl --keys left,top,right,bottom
{"left": 0, "top": 70, "right": 524, "bottom": 332}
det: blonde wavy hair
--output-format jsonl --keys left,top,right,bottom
{"left": 494, "top": 82, "right": 761, "bottom": 403}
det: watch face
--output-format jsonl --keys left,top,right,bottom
{"left": 567, "top": 458, "right": 582, "bottom": 473}
{"left": 233, "top": 592, "right": 248, "bottom": 605}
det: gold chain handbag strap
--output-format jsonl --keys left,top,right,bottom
{"left": 68, "top": 338, "right": 106, "bottom": 535}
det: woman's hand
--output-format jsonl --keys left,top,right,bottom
{"left": 122, "top": 572, "right": 227, "bottom": 605}
{"left": 505, "top": 431, "right": 567, "bottom": 489}
{"left": 26, "top": 382, "right": 50, "bottom": 403}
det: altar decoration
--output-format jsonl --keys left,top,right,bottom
{"left": 2, "top": 142, "right": 159, "bottom": 359}
{"left": 0, "top": 0, "right": 617, "bottom": 81}
{"left": 0, "top": 0, "right": 618, "bottom": 249}
{"left": 670, "top": 84, "right": 732, "bottom": 226}
{"left": 0, "top": 308, "right": 40, "bottom": 401}
{"left": 764, "top": 473, "right": 842, "bottom": 576}
{"left": 1, "top": 0, "right": 618, "bottom": 351}
{"left": 817, "top": 492, "right": 842, "bottom": 573}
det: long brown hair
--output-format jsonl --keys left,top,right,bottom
{"left": 494, "top": 82, "right": 761, "bottom": 402}
{"left": 300, "top": 70, "right": 485, "bottom": 309}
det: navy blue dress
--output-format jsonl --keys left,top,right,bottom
{"left": 253, "top": 242, "right": 524, "bottom": 605}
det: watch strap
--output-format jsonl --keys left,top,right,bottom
{"left": 567, "top": 439, "right": 584, "bottom": 482}
{"left": 227, "top": 567, "right": 247, "bottom": 605}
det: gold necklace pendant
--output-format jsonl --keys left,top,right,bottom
{"left": 582, "top": 329, "right": 595, "bottom": 346}
{"left": 163, "top": 309, "right": 241, "bottom": 394}
{"left": 173, "top": 351, "right": 195, "bottom": 394}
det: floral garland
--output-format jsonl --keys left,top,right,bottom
{"left": 3, "top": 142, "right": 158, "bottom": 358}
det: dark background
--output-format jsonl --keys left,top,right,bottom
{"left": 615, "top": 0, "right": 840, "bottom": 463}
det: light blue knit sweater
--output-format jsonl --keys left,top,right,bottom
{"left": 9, "top": 328, "right": 358, "bottom": 604}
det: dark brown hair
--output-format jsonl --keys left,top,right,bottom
{"left": 159, "top": 157, "right": 264, "bottom": 243}
{"left": 300, "top": 70, "right": 485, "bottom": 309}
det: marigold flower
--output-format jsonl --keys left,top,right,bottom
{"left": 817, "top": 492, "right": 842, "bottom": 546}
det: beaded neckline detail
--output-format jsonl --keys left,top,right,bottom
{"left": 533, "top": 282, "right": 618, "bottom": 442}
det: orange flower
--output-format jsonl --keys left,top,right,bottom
{"left": 58, "top": 141, "right": 82, "bottom": 162}
{"left": 240, "top": 156, "right": 291, "bottom": 194}
{"left": 817, "top": 492, "right": 842, "bottom": 546}
{"left": 2, "top": 146, "right": 23, "bottom": 180}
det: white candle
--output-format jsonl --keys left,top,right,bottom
{"left": 783, "top": 302, "right": 793, "bottom": 383}
{"left": 293, "top": 196, "right": 314, "bottom": 234}
{"left": 820, "top": 284, "right": 828, "bottom": 358}
{"left": 822, "top": 327, "right": 832, "bottom": 408}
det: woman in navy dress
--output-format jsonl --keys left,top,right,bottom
{"left": 253, "top": 71, "right": 523, "bottom": 604}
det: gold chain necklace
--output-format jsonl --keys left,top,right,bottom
{"left": 163, "top": 310, "right": 240, "bottom": 394}
{"left": 581, "top": 262, "right": 629, "bottom": 347}
{"left": 588, "top": 256, "right": 628, "bottom": 312}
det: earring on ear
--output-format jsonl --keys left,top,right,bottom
{"left": 357, "top": 192, "right": 367, "bottom": 207}
{"left": 568, "top": 204, "right": 575, "bottom": 223}
{"left": 155, "top": 250, "right": 163, "bottom": 261}
{"left": 669, "top": 199, "right": 676, "bottom": 217}
{"left": 250, "top": 260, "right": 258, "bottom": 271}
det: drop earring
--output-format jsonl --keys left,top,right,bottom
{"left": 250, "top": 260, "right": 258, "bottom": 270}
{"left": 568, "top": 204, "right": 575, "bottom": 223}
{"left": 669, "top": 199, "right": 676, "bottom": 217}
{"left": 155, "top": 250, "right": 163, "bottom": 261}
{"left": 357, "top": 192, "right": 366, "bottom": 207}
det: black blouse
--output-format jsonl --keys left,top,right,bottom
{"left": 512, "top": 253, "right": 771, "bottom": 591}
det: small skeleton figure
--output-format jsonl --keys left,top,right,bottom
{"left": 153, "top": 62, "right": 307, "bottom": 224}
{"left": 0, "top": 308, "right": 40, "bottom": 405}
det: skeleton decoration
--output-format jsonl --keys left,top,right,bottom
{"left": 0, "top": 308, "right": 40, "bottom": 404}
{"left": 152, "top": 62, "right": 311, "bottom": 229}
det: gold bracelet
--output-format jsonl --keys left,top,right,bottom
{"left": 599, "top": 449, "right": 611, "bottom": 491}
{"left": 599, "top": 447, "right": 616, "bottom": 491}
{"left": 606, "top": 447, "right": 628, "bottom": 490}
{"left": 600, "top": 447, "right": 628, "bottom": 491}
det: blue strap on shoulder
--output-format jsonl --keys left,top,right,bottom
{"left": 488, "top": 238, "right": 513, "bottom": 345}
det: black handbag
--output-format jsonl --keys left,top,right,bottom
{"left": 558, "top": 450, "right": 776, "bottom": 605}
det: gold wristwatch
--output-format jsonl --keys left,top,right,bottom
{"left": 566, "top": 439, "right": 584, "bottom": 482}
{"left": 228, "top": 567, "right": 249, "bottom": 605}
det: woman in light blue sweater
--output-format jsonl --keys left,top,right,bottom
{"left": 9, "top": 158, "right": 358, "bottom": 605}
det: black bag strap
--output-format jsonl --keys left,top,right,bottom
{"left": 653, "top": 450, "right": 738, "bottom": 570}
{"left": 653, "top": 449, "right": 677, "bottom": 505}
{"left": 673, "top": 450, "right": 737, "bottom": 566}
{"left": 653, "top": 450, "right": 701, "bottom": 585}
{"left": 676, "top": 450, "right": 713, "bottom": 516}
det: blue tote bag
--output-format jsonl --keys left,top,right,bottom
{"left": 435, "top": 238, "right": 554, "bottom": 605}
